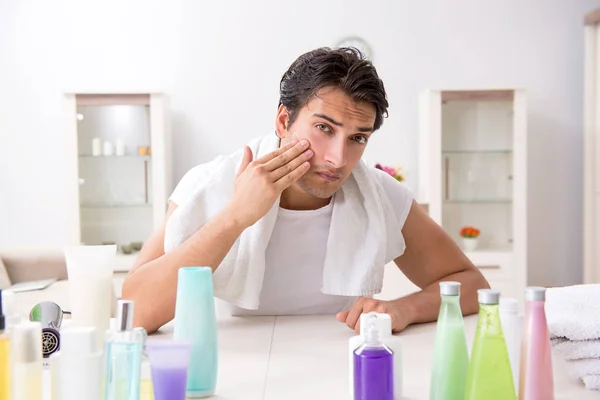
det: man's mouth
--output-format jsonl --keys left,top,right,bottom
{"left": 316, "top": 171, "right": 340, "bottom": 182}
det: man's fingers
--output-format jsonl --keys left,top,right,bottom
{"left": 274, "top": 160, "right": 310, "bottom": 190}
{"left": 264, "top": 139, "right": 310, "bottom": 172}
{"left": 336, "top": 311, "right": 349, "bottom": 322}
{"left": 345, "top": 302, "right": 364, "bottom": 332}
{"left": 236, "top": 146, "right": 253, "bottom": 177}
{"left": 270, "top": 148, "right": 313, "bottom": 181}
{"left": 254, "top": 139, "right": 297, "bottom": 164}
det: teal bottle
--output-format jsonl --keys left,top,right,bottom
{"left": 429, "top": 282, "right": 469, "bottom": 400}
{"left": 173, "top": 267, "right": 218, "bottom": 398}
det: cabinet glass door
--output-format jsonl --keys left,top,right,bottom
{"left": 440, "top": 100, "right": 514, "bottom": 252}
{"left": 76, "top": 105, "right": 154, "bottom": 248}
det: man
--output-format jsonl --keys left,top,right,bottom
{"left": 122, "top": 47, "right": 489, "bottom": 334}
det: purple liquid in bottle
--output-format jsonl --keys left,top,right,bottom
{"left": 353, "top": 343, "right": 394, "bottom": 400}
{"left": 150, "top": 366, "right": 188, "bottom": 400}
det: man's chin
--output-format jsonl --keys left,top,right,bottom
{"left": 297, "top": 177, "right": 341, "bottom": 199}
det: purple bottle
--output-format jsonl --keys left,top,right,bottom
{"left": 353, "top": 322, "right": 394, "bottom": 400}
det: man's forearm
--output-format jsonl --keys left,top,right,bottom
{"left": 121, "top": 206, "right": 248, "bottom": 333}
{"left": 394, "top": 267, "right": 490, "bottom": 326}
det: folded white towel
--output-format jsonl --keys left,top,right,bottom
{"left": 551, "top": 338, "right": 600, "bottom": 361}
{"left": 582, "top": 375, "right": 600, "bottom": 391}
{"left": 545, "top": 284, "right": 600, "bottom": 341}
{"left": 564, "top": 358, "right": 600, "bottom": 380}
{"left": 164, "top": 134, "right": 405, "bottom": 309}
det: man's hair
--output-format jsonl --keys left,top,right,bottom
{"left": 278, "top": 47, "right": 389, "bottom": 131}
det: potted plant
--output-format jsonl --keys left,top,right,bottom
{"left": 460, "top": 226, "right": 480, "bottom": 251}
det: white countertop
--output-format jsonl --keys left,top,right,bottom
{"left": 147, "top": 314, "right": 598, "bottom": 400}
{"left": 11, "top": 278, "right": 600, "bottom": 400}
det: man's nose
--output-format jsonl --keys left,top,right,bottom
{"left": 324, "top": 137, "right": 347, "bottom": 169}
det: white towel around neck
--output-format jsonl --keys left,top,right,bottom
{"left": 164, "top": 134, "right": 406, "bottom": 309}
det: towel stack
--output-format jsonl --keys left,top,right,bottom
{"left": 546, "top": 284, "right": 600, "bottom": 390}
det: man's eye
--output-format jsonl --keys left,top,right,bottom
{"left": 354, "top": 136, "right": 368, "bottom": 144}
{"left": 316, "top": 124, "right": 331, "bottom": 132}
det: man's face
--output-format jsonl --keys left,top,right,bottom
{"left": 279, "top": 87, "right": 376, "bottom": 199}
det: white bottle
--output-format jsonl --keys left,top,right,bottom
{"left": 116, "top": 138, "right": 125, "bottom": 156}
{"left": 11, "top": 321, "right": 43, "bottom": 400}
{"left": 499, "top": 297, "right": 522, "bottom": 393}
{"left": 92, "top": 138, "right": 102, "bottom": 156}
{"left": 1, "top": 290, "right": 21, "bottom": 330}
{"left": 51, "top": 326, "right": 103, "bottom": 400}
{"left": 348, "top": 312, "right": 402, "bottom": 399}
{"left": 103, "top": 140, "right": 114, "bottom": 156}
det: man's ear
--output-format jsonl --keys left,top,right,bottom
{"left": 275, "top": 104, "right": 291, "bottom": 139}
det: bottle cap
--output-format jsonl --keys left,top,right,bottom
{"left": 2, "top": 290, "right": 19, "bottom": 327}
{"left": 525, "top": 287, "right": 546, "bottom": 302}
{"left": 11, "top": 321, "right": 42, "bottom": 363}
{"left": 499, "top": 298, "right": 519, "bottom": 313}
{"left": 365, "top": 322, "right": 382, "bottom": 346}
{"left": 478, "top": 289, "right": 500, "bottom": 305}
{"left": 359, "top": 312, "right": 392, "bottom": 339}
{"left": 0, "top": 290, "right": 5, "bottom": 331}
{"left": 116, "top": 300, "right": 134, "bottom": 332}
{"left": 439, "top": 281, "right": 461, "bottom": 296}
{"left": 61, "top": 327, "right": 97, "bottom": 355}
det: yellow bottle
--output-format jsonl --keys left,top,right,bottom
{"left": 0, "top": 290, "right": 10, "bottom": 400}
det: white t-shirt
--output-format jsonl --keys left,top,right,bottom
{"left": 169, "top": 166, "right": 414, "bottom": 316}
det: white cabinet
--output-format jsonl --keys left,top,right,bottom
{"left": 584, "top": 11, "right": 600, "bottom": 284}
{"left": 64, "top": 94, "right": 172, "bottom": 270}
{"left": 419, "top": 89, "right": 527, "bottom": 301}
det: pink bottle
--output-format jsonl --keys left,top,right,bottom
{"left": 519, "top": 287, "right": 554, "bottom": 400}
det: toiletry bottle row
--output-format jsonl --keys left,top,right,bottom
{"left": 428, "top": 283, "right": 555, "bottom": 400}
{"left": 91, "top": 138, "right": 151, "bottom": 157}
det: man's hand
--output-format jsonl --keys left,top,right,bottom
{"left": 226, "top": 138, "right": 313, "bottom": 227}
{"left": 336, "top": 297, "right": 413, "bottom": 334}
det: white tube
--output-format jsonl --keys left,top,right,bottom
{"left": 51, "top": 327, "right": 103, "bottom": 400}
{"left": 64, "top": 245, "right": 115, "bottom": 349}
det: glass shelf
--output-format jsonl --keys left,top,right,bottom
{"left": 80, "top": 203, "right": 152, "bottom": 209}
{"left": 444, "top": 199, "right": 512, "bottom": 204}
{"left": 442, "top": 149, "right": 512, "bottom": 154}
{"left": 79, "top": 154, "right": 151, "bottom": 159}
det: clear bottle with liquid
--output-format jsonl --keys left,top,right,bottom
{"left": 353, "top": 321, "right": 394, "bottom": 400}
{"left": 465, "top": 289, "right": 516, "bottom": 400}
{"left": 429, "top": 281, "right": 469, "bottom": 400}
{"left": 104, "top": 300, "right": 143, "bottom": 400}
{"left": 0, "top": 290, "right": 10, "bottom": 400}
{"left": 10, "top": 321, "right": 43, "bottom": 400}
{"left": 349, "top": 312, "right": 402, "bottom": 399}
{"left": 519, "top": 287, "right": 554, "bottom": 400}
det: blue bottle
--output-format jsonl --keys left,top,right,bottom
{"left": 104, "top": 300, "right": 143, "bottom": 400}
{"left": 173, "top": 267, "right": 218, "bottom": 398}
{"left": 354, "top": 322, "right": 394, "bottom": 400}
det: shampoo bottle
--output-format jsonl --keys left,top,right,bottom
{"left": 465, "top": 289, "right": 516, "bottom": 400}
{"left": 499, "top": 297, "right": 522, "bottom": 393}
{"left": 429, "top": 281, "right": 469, "bottom": 400}
{"left": 519, "top": 287, "right": 554, "bottom": 400}
{"left": 51, "top": 326, "right": 103, "bottom": 400}
{"left": 10, "top": 321, "right": 43, "bottom": 400}
{"left": 353, "top": 321, "right": 394, "bottom": 400}
{"left": 104, "top": 300, "right": 143, "bottom": 400}
{"left": 173, "top": 267, "right": 218, "bottom": 398}
{"left": 349, "top": 312, "right": 402, "bottom": 399}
